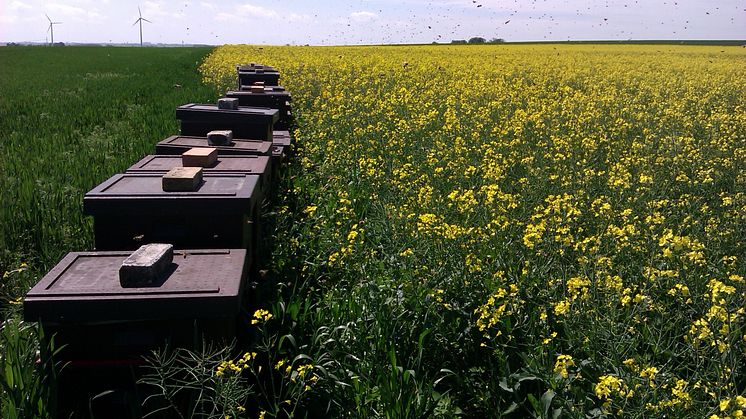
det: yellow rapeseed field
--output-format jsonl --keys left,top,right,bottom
{"left": 201, "top": 45, "right": 745, "bottom": 417}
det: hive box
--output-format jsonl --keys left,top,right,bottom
{"left": 176, "top": 103, "right": 279, "bottom": 141}
{"left": 226, "top": 89, "right": 292, "bottom": 129}
{"left": 155, "top": 135, "right": 282, "bottom": 181}
{"left": 23, "top": 248, "right": 248, "bottom": 359}
{"left": 127, "top": 154, "right": 272, "bottom": 201}
{"left": 237, "top": 68, "right": 280, "bottom": 87}
{"left": 24, "top": 248, "right": 251, "bottom": 417}
{"left": 83, "top": 173, "right": 261, "bottom": 254}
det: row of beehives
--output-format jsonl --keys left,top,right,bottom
{"left": 22, "top": 63, "right": 289, "bottom": 367}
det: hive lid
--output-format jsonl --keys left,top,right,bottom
{"left": 127, "top": 155, "right": 271, "bottom": 176}
{"left": 157, "top": 135, "right": 273, "bottom": 155}
{"left": 227, "top": 89, "right": 291, "bottom": 99}
{"left": 236, "top": 64, "right": 277, "bottom": 72}
{"left": 237, "top": 68, "right": 280, "bottom": 75}
{"left": 83, "top": 173, "right": 260, "bottom": 215}
{"left": 176, "top": 103, "right": 279, "bottom": 124}
{"left": 238, "top": 85, "right": 285, "bottom": 92}
{"left": 23, "top": 249, "right": 247, "bottom": 323}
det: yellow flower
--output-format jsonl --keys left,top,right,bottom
{"left": 553, "top": 354, "right": 575, "bottom": 379}
{"left": 720, "top": 398, "right": 730, "bottom": 412}
{"left": 399, "top": 248, "right": 413, "bottom": 257}
{"left": 251, "top": 309, "right": 273, "bottom": 325}
{"left": 595, "top": 375, "right": 629, "bottom": 399}
{"left": 553, "top": 300, "right": 570, "bottom": 316}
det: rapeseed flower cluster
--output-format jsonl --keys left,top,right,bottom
{"left": 216, "top": 351, "right": 256, "bottom": 377}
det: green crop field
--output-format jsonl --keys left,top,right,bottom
{"left": 0, "top": 46, "right": 216, "bottom": 304}
{"left": 2, "top": 44, "right": 745, "bottom": 418}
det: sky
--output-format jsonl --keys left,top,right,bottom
{"left": 1, "top": 0, "right": 744, "bottom": 45}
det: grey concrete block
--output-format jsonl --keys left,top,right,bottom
{"left": 207, "top": 130, "right": 233, "bottom": 146}
{"left": 217, "top": 97, "right": 239, "bottom": 110}
{"left": 162, "top": 167, "right": 203, "bottom": 192}
{"left": 119, "top": 243, "right": 174, "bottom": 287}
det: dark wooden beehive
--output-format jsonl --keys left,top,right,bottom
{"left": 23, "top": 248, "right": 248, "bottom": 358}
{"left": 176, "top": 103, "right": 279, "bottom": 141}
{"left": 237, "top": 69, "right": 280, "bottom": 86}
{"left": 225, "top": 89, "right": 292, "bottom": 129}
{"left": 83, "top": 173, "right": 261, "bottom": 254}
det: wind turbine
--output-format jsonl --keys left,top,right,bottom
{"left": 45, "top": 14, "right": 62, "bottom": 45}
{"left": 133, "top": 6, "right": 151, "bottom": 46}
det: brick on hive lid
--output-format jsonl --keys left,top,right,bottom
{"left": 217, "top": 97, "right": 239, "bottom": 110}
{"left": 182, "top": 147, "right": 218, "bottom": 167}
{"left": 119, "top": 243, "right": 174, "bottom": 287}
{"left": 162, "top": 167, "right": 203, "bottom": 192}
{"left": 207, "top": 130, "right": 233, "bottom": 146}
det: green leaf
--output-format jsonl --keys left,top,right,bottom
{"left": 541, "top": 389, "right": 556, "bottom": 418}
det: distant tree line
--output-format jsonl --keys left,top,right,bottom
{"left": 451, "top": 37, "right": 505, "bottom": 44}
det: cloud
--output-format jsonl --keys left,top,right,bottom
{"left": 8, "top": 1, "right": 31, "bottom": 11}
{"left": 46, "top": 2, "right": 102, "bottom": 20}
{"left": 0, "top": 14, "right": 18, "bottom": 24}
{"left": 235, "top": 4, "right": 278, "bottom": 19}
{"left": 200, "top": 1, "right": 216, "bottom": 10}
{"left": 140, "top": 1, "right": 184, "bottom": 21}
{"left": 214, "top": 3, "right": 279, "bottom": 22}
{"left": 287, "top": 13, "right": 312, "bottom": 23}
{"left": 350, "top": 11, "right": 378, "bottom": 22}
{"left": 214, "top": 12, "right": 240, "bottom": 22}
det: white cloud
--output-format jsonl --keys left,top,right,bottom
{"left": 287, "top": 13, "right": 312, "bottom": 23}
{"left": 142, "top": 2, "right": 166, "bottom": 19}
{"left": 350, "top": 11, "right": 377, "bottom": 22}
{"left": 236, "top": 4, "right": 278, "bottom": 19}
{"left": 200, "top": 1, "right": 216, "bottom": 10}
{"left": 8, "top": 1, "right": 32, "bottom": 11}
{"left": 214, "top": 3, "right": 279, "bottom": 22}
{"left": 46, "top": 2, "right": 102, "bottom": 20}
{"left": 0, "top": 14, "right": 19, "bottom": 24}
{"left": 214, "top": 12, "right": 241, "bottom": 22}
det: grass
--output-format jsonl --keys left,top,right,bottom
{"left": 0, "top": 46, "right": 215, "bottom": 277}
{"left": 0, "top": 45, "right": 215, "bottom": 417}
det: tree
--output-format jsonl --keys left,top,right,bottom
{"left": 489, "top": 38, "right": 505, "bottom": 44}
{"left": 468, "top": 37, "right": 486, "bottom": 44}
